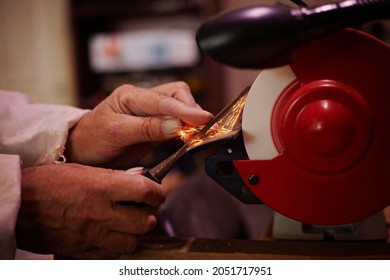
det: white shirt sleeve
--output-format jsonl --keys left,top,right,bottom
{"left": 0, "top": 90, "right": 88, "bottom": 259}
{"left": 0, "top": 90, "right": 88, "bottom": 167}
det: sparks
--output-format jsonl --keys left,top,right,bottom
{"left": 178, "top": 93, "right": 248, "bottom": 147}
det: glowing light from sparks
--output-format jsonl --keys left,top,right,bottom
{"left": 179, "top": 93, "right": 248, "bottom": 147}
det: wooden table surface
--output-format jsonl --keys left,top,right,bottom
{"left": 119, "top": 206, "right": 390, "bottom": 260}
{"left": 120, "top": 236, "right": 390, "bottom": 260}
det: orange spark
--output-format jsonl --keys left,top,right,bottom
{"left": 178, "top": 93, "right": 248, "bottom": 147}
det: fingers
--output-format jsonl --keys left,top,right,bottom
{"left": 103, "top": 172, "right": 163, "bottom": 234}
{"left": 96, "top": 231, "right": 143, "bottom": 255}
{"left": 65, "top": 81, "right": 213, "bottom": 167}
{"left": 113, "top": 83, "right": 213, "bottom": 126}
{"left": 110, "top": 92, "right": 212, "bottom": 143}
{"left": 18, "top": 223, "right": 143, "bottom": 259}
{"left": 112, "top": 115, "right": 180, "bottom": 145}
{"left": 19, "top": 164, "right": 163, "bottom": 259}
{"left": 68, "top": 231, "right": 143, "bottom": 259}
{"left": 100, "top": 169, "right": 165, "bottom": 237}
{"left": 109, "top": 205, "right": 158, "bottom": 234}
{"left": 108, "top": 172, "right": 165, "bottom": 208}
{"left": 149, "top": 93, "right": 213, "bottom": 126}
{"left": 152, "top": 81, "right": 198, "bottom": 107}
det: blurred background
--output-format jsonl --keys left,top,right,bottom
{"left": 1, "top": 0, "right": 389, "bottom": 110}
{"left": 0, "top": 0, "right": 271, "bottom": 111}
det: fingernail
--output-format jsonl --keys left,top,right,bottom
{"left": 204, "top": 111, "right": 214, "bottom": 119}
{"left": 161, "top": 116, "right": 181, "bottom": 136}
{"left": 126, "top": 166, "right": 144, "bottom": 175}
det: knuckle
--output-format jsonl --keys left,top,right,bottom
{"left": 140, "top": 117, "right": 155, "bottom": 141}
{"left": 112, "top": 84, "right": 136, "bottom": 100}
{"left": 116, "top": 84, "right": 136, "bottom": 106}
{"left": 136, "top": 181, "right": 165, "bottom": 207}
{"left": 117, "top": 84, "right": 135, "bottom": 93}
{"left": 137, "top": 181, "right": 153, "bottom": 201}
{"left": 175, "top": 81, "right": 190, "bottom": 91}
{"left": 136, "top": 212, "right": 157, "bottom": 235}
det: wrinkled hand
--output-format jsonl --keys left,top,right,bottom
{"left": 16, "top": 163, "right": 164, "bottom": 259}
{"left": 65, "top": 82, "right": 213, "bottom": 168}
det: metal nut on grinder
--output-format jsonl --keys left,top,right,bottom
{"left": 248, "top": 175, "right": 260, "bottom": 185}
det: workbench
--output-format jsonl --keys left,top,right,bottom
{"left": 119, "top": 206, "right": 390, "bottom": 260}
{"left": 120, "top": 236, "right": 390, "bottom": 260}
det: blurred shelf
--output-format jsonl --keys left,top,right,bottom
{"left": 70, "top": 0, "right": 223, "bottom": 113}
{"left": 71, "top": 0, "right": 205, "bottom": 18}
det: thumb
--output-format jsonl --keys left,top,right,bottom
{"left": 121, "top": 115, "right": 181, "bottom": 143}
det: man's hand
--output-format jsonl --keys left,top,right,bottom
{"left": 65, "top": 82, "right": 213, "bottom": 168}
{"left": 16, "top": 163, "right": 164, "bottom": 259}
